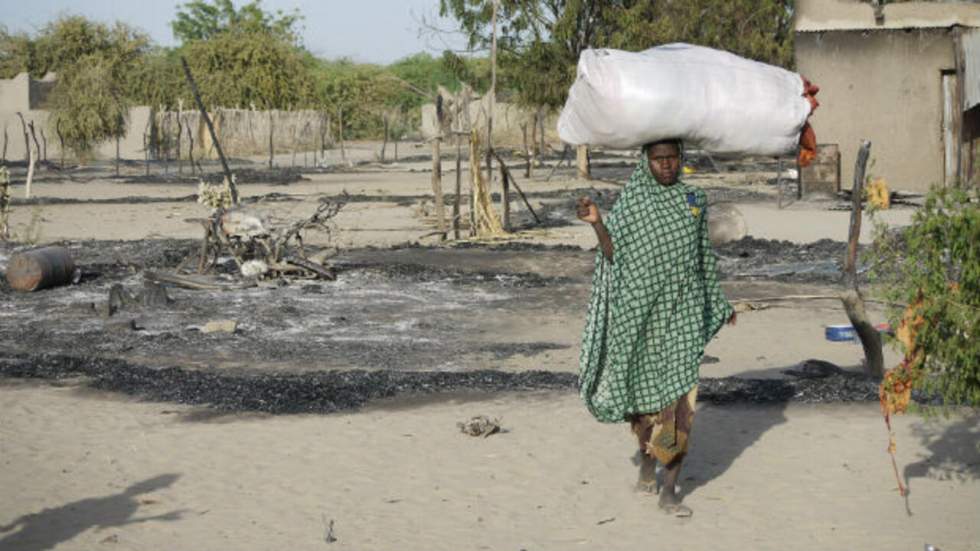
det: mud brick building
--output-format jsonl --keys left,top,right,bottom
{"left": 795, "top": 0, "right": 980, "bottom": 192}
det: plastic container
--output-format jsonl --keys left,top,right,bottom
{"left": 825, "top": 324, "right": 857, "bottom": 342}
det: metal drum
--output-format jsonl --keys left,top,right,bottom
{"left": 5, "top": 246, "right": 77, "bottom": 292}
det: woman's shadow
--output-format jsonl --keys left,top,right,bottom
{"left": 679, "top": 401, "right": 789, "bottom": 498}
{"left": 0, "top": 474, "right": 184, "bottom": 551}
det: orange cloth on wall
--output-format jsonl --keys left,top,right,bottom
{"left": 799, "top": 77, "right": 820, "bottom": 167}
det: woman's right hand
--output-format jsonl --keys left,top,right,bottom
{"left": 577, "top": 196, "right": 601, "bottom": 225}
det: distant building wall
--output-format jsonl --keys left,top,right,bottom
{"left": 796, "top": 29, "right": 953, "bottom": 192}
{"left": 0, "top": 73, "right": 30, "bottom": 113}
{"left": 0, "top": 108, "right": 150, "bottom": 162}
{"left": 0, "top": 70, "right": 330, "bottom": 162}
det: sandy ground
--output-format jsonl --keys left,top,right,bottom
{"left": 5, "top": 157, "right": 913, "bottom": 248}
{"left": 1, "top": 151, "right": 975, "bottom": 550}
{"left": 1, "top": 383, "right": 977, "bottom": 551}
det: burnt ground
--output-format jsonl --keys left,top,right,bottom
{"left": 0, "top": 231, "right": 885, "bottom": 413}
{"left": 0, "top": 352, "right": 883, "bottom": 414}
{"left": 0, "top": 154, "right": 891, "bottom": 414}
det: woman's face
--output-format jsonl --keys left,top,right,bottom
{"left": 647, "top": 143, "right": 681, "bottom": 186}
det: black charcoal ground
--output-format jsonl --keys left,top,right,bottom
{"left": 0, "top": 227, "right": 891, "bottom": 413}
{"left": 0, "top": 352, "right": 890, "bottom": 415}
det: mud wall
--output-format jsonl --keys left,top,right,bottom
{"left": 795, "top": 28, "right": 954, "bottom": 192}
{"left": 154, "top": 108, "right": 333, "bottom": 160}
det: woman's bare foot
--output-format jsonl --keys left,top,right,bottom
{"left": 658, "top": 492, "right": 693, "bottom": 517}
{"left": 634, "top": 451, "right": 659, "bottom": 494}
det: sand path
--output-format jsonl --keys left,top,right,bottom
{"left": 1, "top": 383, "right": 977, "bottom": 551}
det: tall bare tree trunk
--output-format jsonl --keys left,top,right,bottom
{"left": 175, "top": 115, "right": 183, "bottom": 174}
{"left": 57, "top": 121, "right": 65, "bottom": 171}
{"left": 2, "top": 125, "right": 7, "bottom": 163}
{"left": 24, "top": 122, "right": 37, "bottom": 199}
{"left": 39, "top": 129, "right": 47, "bottom": 162}
{"left": 537, "top": 106, "right": 546, "bottom": 157}
{"left": 290, "top": 120, "right": 297, "bottom": 167}
{"left": 485, "top": 0, "right": 498, "bottom": 188}
{"left": 432, "top": 138, "right": 446, "bottom": 233}
{"left": 522, "top": 123, "right": 531, "bottom": 178}
{"left": 381, "top": 113, "right": 389, "bottom": 163}
{"left": 162, "top": 112, "right": 170, "bottom": 174}
{"left": 499, "top": 160, "right": 510, "bottom": 230}
{"left": 469, "top": 133, "right": 477, "bottom": 236}
{"left": 338, "top": 107, "right": 347, "bottom": 165}
{"left": 268, "top": 111, "right": 275, "bottom": 169}
{"left": 115, "top": 136, "right": 120, "bottom": 177}
{"left": 143, "top": 121, "right": 151, "bottom": 177}
{"left": 185, "top": 114, "right": 196, "bottom": 175}
{"left": 453, "top": 136, "right": 462, "bottom": 239}
{"left": 16, "top": 113, "right": 29, "bottom": 163}
{"left": 840, "top": 140, "right": 884, "bottom": 378}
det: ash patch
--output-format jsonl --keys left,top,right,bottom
{"left": 520, "top": 185, "right": 771, "bottom": 229}
{"left": 122, "top": 167, "right": 306, "bottom": 186}
{"left": 0, "top": 352, "right": 905, "bottom": 414}
{"left": 11, "top": 195, "right": 198, "bottom": 206}
{"left": 449, "top": 242, "right": 583, "bottom": 253}
{"left": 0, "top": 241, "right": 582, "bottom": 373}
{"left": 714, "top": 237, "right": 853, "bottom": 284}
{"left": 0, "top": 353, "right": 577, "bottom": 414}
{"left": 11, "top": 192, "right": 302, "bottom": 207}
{"left": 340, "top": 262, "right": 571, "bottom": 288}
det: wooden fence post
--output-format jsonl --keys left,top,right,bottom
{"left": 432, "top": 138, "right": 446, "bottom": 233}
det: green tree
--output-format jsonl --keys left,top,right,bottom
{"left": 124, "top": 47, "right": 185, "bottom": 109}
{"left": 48, "top": 52, "right": 130, "bottom": 157}
{"left": 172, "top": 0, "right": 302, "bottom": 45}
{"left": 0, "top": 26, "right": 36, "bottom": 78}
{"left": 182, "top": 29, "right": 315, "bottom": 109}
{"left": 870, "top": 187, "right": 980, "bottom": 407}
{"left": 0, "top": 17, "right": 148, "bottom": 80}
{"left": 314, "top": 60, "right": 394, "bottom": 139}
{"left": 32, "top": 16, "right": 149, "bottom": 78}
{"left": 439, "top": 0, "right": 794, "bottom": 109}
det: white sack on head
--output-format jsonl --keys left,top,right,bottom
{"left": 557, "top": 44, "right": 812, "bottom": 155}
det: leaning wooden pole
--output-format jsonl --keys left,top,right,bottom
{"left": 499, "top": 161, "right": 510, "bottom": 230}
{"left": 181, "top": 57, "right": 238, "bottom": 204}
{"left": 492, "top": 149, "right": 540, "bottom": 224}
{"left": 841, "top": 139, "right": 884, "bottom": 378}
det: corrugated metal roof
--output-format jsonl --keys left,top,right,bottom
{"left": 796, "top": 0, "right": 980, "bottom": 33}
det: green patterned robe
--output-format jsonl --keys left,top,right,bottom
{"left": 579, "top": 159, "right": 733, "bottom": 423}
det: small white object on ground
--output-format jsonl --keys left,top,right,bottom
{"left": 201, "top": 320, "right": 238, "bottom": 334}
{"left": 240, "top": 260, "right": 269, "bottom": 278}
